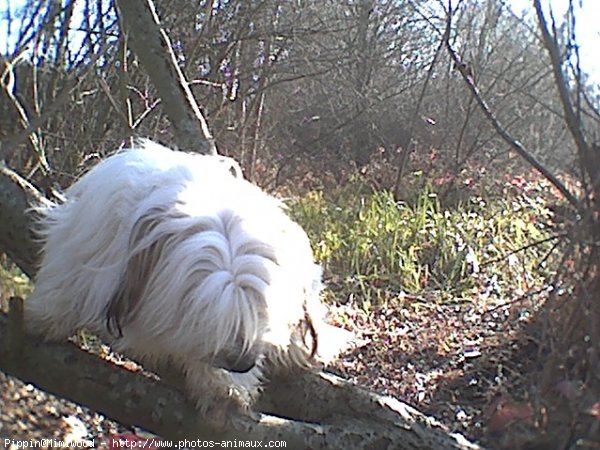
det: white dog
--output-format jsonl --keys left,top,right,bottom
{"left": 26, "top": 140, "right": 350, "bottom": 421}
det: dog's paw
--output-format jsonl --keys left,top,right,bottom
{"left": 196, "top": 386, "right": 257, "bottom": 429}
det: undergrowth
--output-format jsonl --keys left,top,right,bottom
{"left": 1, "top": 172, "right": 561, "bottom": 316}
{"left": 287, "top": 174, "right": 560, "bottom": 310}
{"left": 0, "top": 255, "right": 32, "bottom": 307}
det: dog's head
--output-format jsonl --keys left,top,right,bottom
{"left": 103, "top": 200, "right": 312, "bottom": 371}
{"left": 102, "top": 166, "right": 337, "bottom": 374}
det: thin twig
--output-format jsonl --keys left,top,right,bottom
{"left": 441, "top": 6, "right": 583, "bottom": 214}
{"left": 533, "top": 0, "right": 595, "bottom": 184}
{"left": 480, "top": 232, "right": 568, "bottom": 268}
{"left": 483, "top": 286, "right": 549, "bottom": 316}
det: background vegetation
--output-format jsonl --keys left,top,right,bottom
{"left": 1, "top": 0, "right": 599, "bottom": 448}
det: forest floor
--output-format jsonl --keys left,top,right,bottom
{"left": 2, "top": 167, "right": 599, "bottom": 449}
{"left": 1, "top": 285, "right": 571, "bottom": 449}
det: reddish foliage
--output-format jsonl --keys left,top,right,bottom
{"left": 486, "top": 397, "right": 535, "bottom": 432}
{"left": 588, "top": 402, "right": 600, "bottom": 420}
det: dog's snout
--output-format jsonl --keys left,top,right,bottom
{"left": 224, "top": 354, "right": 256, "bottom": 373}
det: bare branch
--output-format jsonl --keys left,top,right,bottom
{"left": 533, "top": 0, "right": 598, "bottom": 194}
{"left": 442, "top": 7, "right": 582, "bottom": 213}
{"left": 114, "top": 0, "right": 217, "bottom": 155}
{"left": 0, "top": 55, "right": 50, "bottom": 173}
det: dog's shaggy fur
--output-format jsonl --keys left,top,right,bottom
{"left": 25, "top": 141, "right": 350, "bottom": 419}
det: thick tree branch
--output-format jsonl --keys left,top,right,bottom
{"left": 261, "top": 372, "right": 480, "bottom": 449}
{"left": 113, "top": 0, "right": 216, "bottom": 155}
{"left": 0, "top": 164, "right": 47, "bottom": 278}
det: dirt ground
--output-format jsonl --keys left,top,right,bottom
{"left": 2, "top": 289, "right": 571, "bottom": 450}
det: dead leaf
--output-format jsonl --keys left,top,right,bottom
{"left": 487, "top": 397, "right": 534, "bottom": 432}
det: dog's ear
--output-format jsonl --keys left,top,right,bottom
{"left": 106, "top": 209, "right": 169, "bottom": 336}
{"left": 302, "top": 305, "right": 318, "bottom": 358}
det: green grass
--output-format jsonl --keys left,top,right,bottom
{"left": 287, "top": 176, "right": 558, "bottom": 309}
{"left": 0, "top": 175, "right": 560, "bottom": 314}
{"left": 0, "top": 255, "right": 32, "bottom": 309}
